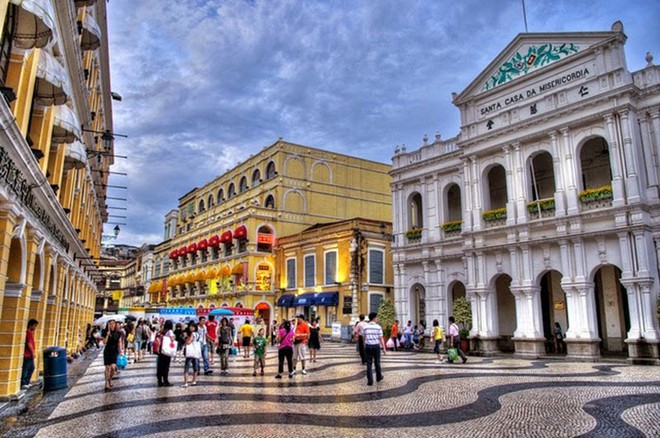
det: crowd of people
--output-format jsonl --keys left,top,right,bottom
{"left": 92, "top": 311, "right": 473, "bottom": 392}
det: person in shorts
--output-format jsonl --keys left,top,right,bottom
{"left": 252, "top": 328, "right": 267, "bottom": 376}
{"left": 239, "top": 319, "right": 254, "bottom": 358}
{"left": 292, "top": 314, "right": 310, "bottom": 375}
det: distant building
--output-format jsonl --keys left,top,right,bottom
{"left": 391, "top": 22, "right": 660, "bottom": 363}
{"left": 0, "top": 0, "right": 116, "bottom": 397}
{"left": 163, "top": 140, "right": 392, "bottom": 319}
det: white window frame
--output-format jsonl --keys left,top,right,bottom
{"left": 368, "top": 247, "right": 385, "bottom": 285}
{"left": 324, "top": 250, "right": 337, "bottom": 286}
{"left": 304, "top": 254, "right": 316, "bottom": 288}
{"left": 286, "top": 257, "right": 297, "bottom": 290}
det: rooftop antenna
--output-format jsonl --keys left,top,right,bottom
{"left": 522, "top": 0, "right": 529, "bottom": 32}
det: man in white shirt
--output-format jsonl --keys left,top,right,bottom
{"left": 363, "top": 312, "right": 386, "bottom": 386}
{"left": 356, "top": 314, "right": 367, "bottom": 365}
{"left": 448, "top": 316, "right": 467, "bottom": 364}
{"left": 198, "top": 316, "right": 213, "bottom": 375}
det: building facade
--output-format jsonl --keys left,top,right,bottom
{"left": 164, "top": 140, "right": 392, "bottom": 322}
{"left": 391, "top": 22, "right": 660, "bottom": 363}
{"left": 0, "top": 0, "right": 116, "bottom": 398}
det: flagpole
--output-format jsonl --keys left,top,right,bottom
{"left": 522, "top": 0, "right": 529, "bottom": 32}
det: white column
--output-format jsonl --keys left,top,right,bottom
{"left": 638, "top": 113, "right": 659, "bottom": 200}
{"left": 604, "top": 113, "right": 626, "bottom": 207}
{"left": 560, "top": 128, "right": 580, "bottom": 214}
{"left": 650, "top": 107, "right": 660, "bottom": 182}
{"left": 470, "top": 156, "right": 482, "bottom": 231}
{"left": 618, "top": 109, "right": 642, "bottom": 203}
{"left": 433, "top": 260, "right": 445, "bottom": 327}
{"left": 504, "top": 145, "right": 516, "bottom": 225}
{"left": 513, "top": 143, "right": 527, "bottom": 224}
{"left": 512, "top": 289, "right": 525, "bottom": 338}
{"left": 528, "top": 286, "right": 544, "bottom": 338}
{"left": 481, "top": 290, "right": 498, "bottom": 337}
{"left": 549, "top": 131, "right": 567, "bottom": 216}
{"left": 461, "top": 160, "right": 473, "bottom": 231}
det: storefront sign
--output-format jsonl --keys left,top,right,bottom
{"left": 257, "top": 233, "right": 273, "bottom": 245}
{"left": 255, "top": 263, "right": 272, "bottom": 291}
{"left": 479, "top": 65, "right": 591, "bottom": 117}
{"left": 553, "top": 301, "right": 565, "bottom": 310}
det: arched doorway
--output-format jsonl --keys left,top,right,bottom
{"left": 448, "top": 281, "right": 466, "bottom": 322}
{"left": 255, "top": 302, "right": 271, "bottom": 332}
{"left": 580, "top": 137, "right": 612, "bottom": 191}
{"left": 409, "top": 284, "right": 426, "bottom": 326}
{"left": 539, "top": 270, "right": 567, "bottom": 354}
{"left": 593, "top": 265, "right": 629, "bottom": 355}
{"left": 495, "top": 274, "right": 515, "bottom": 352}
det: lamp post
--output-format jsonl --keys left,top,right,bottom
{"left": 101, "top": 225, "right": 120, "bottom": 242}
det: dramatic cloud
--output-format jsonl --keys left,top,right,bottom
{"left": 105, "top": 0, "right": 659, "bottom": 245}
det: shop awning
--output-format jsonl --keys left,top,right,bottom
{"left": 51, "top": 104, "right": 82, "bottom": 143}
{"left": 11, "top": 0, "right": 56, "bottom": 49}
{"left": 220, "top": 265, "right": 231, "bottom": 276}
{"left": 80, "top": 12, "right": 101, "bottom": 51}
{"left": 256, "top": 302, "right": 269, "bottom": 310}
{"left": 208, "top": 235, "right": 220, "bottom": 246}
{"left": 294, "top": 292, "right": 317, "bottom": 307}
{"left": 315, "top": 291, "right": 339, "bottom": 306}
{"left": 220, "top": 230, "right": 233, "bottom": 243}
{"left": 205, "top": 268, "right": 218, "bottom": 279}
{"left": 231, "top": 263, "right": 243, "bottom": 275}
{"left": 63, "top": 141, "right": 86, "bottom": 169}
{"left": 178, "top": 246, "right": 188, "bottom": 255}
{"left": 234, "top": 225, "right": 247, "bottom": 240}
{"left": 277, "top": 294, "right": 295, "bottom": 307}
{"left": 187, "top": 243, "right": 197, "bottom": 253}
{"left": 193, "top": 270, "right": 206, "bottom": 282}
{"left": 169, "top": 249, "right": 178, "bottom": 259}
{"left": 198, "top": 238, "right": 208, "bottom": 250}
{"left": 34, "top": 49, "right": 71, "bottom": 106}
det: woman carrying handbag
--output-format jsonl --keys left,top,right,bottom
{"left": 182, "top": 322, "right": 202, "bottom": 387}
{"left": 156, "top": 320, "right": 176, "bottom": 387}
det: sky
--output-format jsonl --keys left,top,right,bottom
{"left": 104, "top": 0, "right": 659, "bottom": 245}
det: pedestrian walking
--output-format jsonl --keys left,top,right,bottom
{"left": 275, "top": 320, "right": 295, "bottom": 379}
{"left": 554, "top": 322, "right": 565, "bottom": 354}
{"left": 390, "top": 320, "right": 399, "bottom": 351}
{"left": 182, "top": 322, "right": 201, "bottom": 387}
{"left": 206, "top": 315, "right": 218, "bottom": 366}
{"left": 308, "top": 318, "right": 323, "bottom": 362}
{"left": 355, "top": 314, "right": 366, "bottom": 364}
{"left": 404, "top": 321, "right": 413, "bottom": 349}
{"left": 156, "top": 320, "right": 175, "bottom": 387}
{"left": 252, "top": 328, "right": 267, "bottom": 376}
{"left": 134, "top": 320, "right": 145, "bottom": 362}
{"left": 102, "top": 320, "right": 122, "bottom": 391}
{"left": 432, "top": 319, "right": 444, "bottom": 362}
{"left": 292, "top": 314, "right": 310, "bottom": 375}
{"left": 239, "top": 319, "right": 254, "bottom": 358}
{"left": 198, "top": 316, "right": 212, "bottom": 375}
{"left": 447, "top": 316, "right": 467, "bottom": 364}
{"left": 364, "top": 312, "right": 386, "bottom": 386}
{"left": 216, "top": 317, "right": 233, "bottom": 375}
{"left": 270, "top": 320, "right": 278, "bottom": 346}
{"left": 174, "top": 323, "right": 185, "bottom": 363}
{"left": 21, "top": 319, "right": 38, "bottom": 390}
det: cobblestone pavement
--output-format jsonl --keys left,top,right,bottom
{"left": 6, "top": 343, "right": 660, "bottom": 437}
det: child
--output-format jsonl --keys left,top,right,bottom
{"left": 252, "top": 328, "right": 267, "bottom": 376}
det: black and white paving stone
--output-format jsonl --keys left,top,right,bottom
{"left": 11, "top": 344, "right": 660, "bottom": 437}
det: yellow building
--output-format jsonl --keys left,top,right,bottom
{"left": 164, "top": 140, "right": 392, "bottom": 323}
{"left": 0, "top": 0, "right": 115, "bottom": 399}
{"left": 274, "top": 219, "right": 394, "bottom": 335}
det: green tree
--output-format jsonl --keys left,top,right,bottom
{"left": 452, "top": 296, "right": 472, "bottom": 339}
{"left": 377, "top": 298, "right": 396, "bottom": 338}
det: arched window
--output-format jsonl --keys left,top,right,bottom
{"left": 408, "top": 192, "right": 423, "bottom": 229}
{"left": 486, "top": 165, "right": 507, "bottom": 210}
{"left": 580, "top": 137, "right": 612, "bottom": 190}
{"left": 446, "top": 184, "right": 462, "bottom": 222}
{"left": 198, "top": 199, "right": 205, "bottom": 212}
{"left": 266, "top": 161, "right": 276, "bottom": 179}
{"left": 257, "top": 226, "right": 274, "bottom": 252}
{"left": 239, "top": 176, "right": 249, "bottom": 193}
{"left": 217, "top": 188, "right": 225, "bottom": 203}
{"left": 264, "top": 194, "right": 275, "bottom": 209}
{"left": 227, "top": 183, "right": 236, "bottom": 199}
{"left": 252, "top": 169, "right": 261, "bottom": 187}
{"left": 529, "top": 152, "right": 556, "bottom": 201}
{"left": 207, "top": 194, "right": 215, "bottom": 207}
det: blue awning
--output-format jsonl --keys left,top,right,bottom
{"left": 293, "top": 292, "right": 317, "bottom": 307}
{"left": 277, "top": 294, "right": 295, "bottom": 307}
{"left": 316, "top": 291, "right": 339, "bottom": 306}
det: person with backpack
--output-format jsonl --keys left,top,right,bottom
{"left": 447, "top": 316, "right": 467, "bottom": 364}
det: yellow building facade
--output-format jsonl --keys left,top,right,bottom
{"left": 0, "top": 0, "right": 115, "bottom": 399}
{"left": 274, "top": 219, "right": 394, "bottom": 335}
{"left": 161, "top": 140, "right": 392, "bottom": 323}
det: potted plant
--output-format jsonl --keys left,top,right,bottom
{"left": 526, "top": 198, "right": 555, "bottom": 214}
{"left": 578, "top": 185, "right": 613, "bottom": 203}
{"left": 405, "top": 227, "right": 422, "bottom": 240}
{"left": 482, "top": 207, "right": 507, "bottom": 222}
{"left": 452, "top": 296, "right": 472, "bottom": 352}
{"left": 441, "top": 220, "right": 462, "bottom": 233}
{"left": 377, "top": 298, "right": 396, "bottom": 340}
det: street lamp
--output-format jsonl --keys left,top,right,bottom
{"left": 102, "top": 225, "right": 120, "bottom": 242}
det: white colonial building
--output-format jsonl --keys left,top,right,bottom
{"left": 391, "top": 22, "right": 660, "bottom": 364}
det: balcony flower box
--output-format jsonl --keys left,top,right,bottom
{"left": 441, "top": 220, "right": 462, "bottom": 233}
{"left": 482, "top": 208, "right": 507, "bottom": 222}
{"left": 405, "top": 227, "right": 422, "bottom": 242}
{"left": 578, "top": 185, "right": 613, "bottom": 203}
{"left": 527, "top": 198, "right": 555, "bottom": 214}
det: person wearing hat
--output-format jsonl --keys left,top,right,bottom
{"left": 292, "top": 314, "right": 310, "bottom": 375}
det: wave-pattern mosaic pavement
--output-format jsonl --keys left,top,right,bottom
{"left": 29, "top": 344, "right": 660, "bottom": 437}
